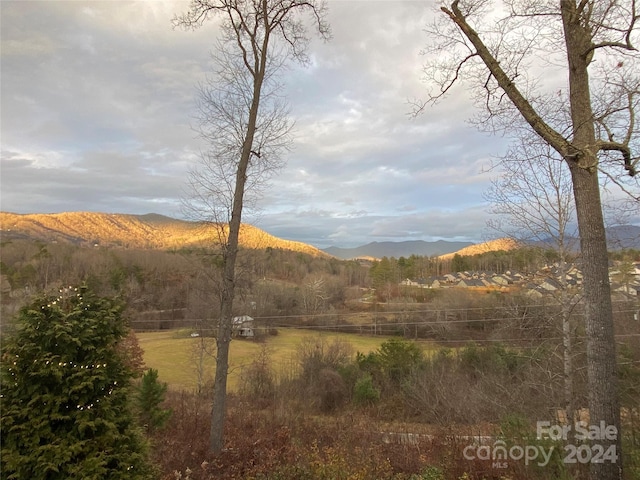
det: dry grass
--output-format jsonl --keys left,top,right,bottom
{"left": 141, "top": 332, "right": 639, "bottom": 480}
{"left": 151, "top": 391, "right": 581, "bottom": 480}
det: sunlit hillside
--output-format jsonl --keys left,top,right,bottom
{"left": 438, "top": 237, "right": 521, "bottom": 260}
{"left": 0, "top": 212, "right": 327, "bottom": 256}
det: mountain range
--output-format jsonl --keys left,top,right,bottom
{"left": 0, "top": 212, "right": 326, "bottom": 257}
{"left": 323, "top": 240, "right": 475, "bottom": 260}
{"left": 2, "top": 212, "right": 638, "bottom": 259}
{"left": 0, "top": 211, "right": 515, "bottom": 260}
{"left": 600, "top": 225, "right": 640, "bottom": 250}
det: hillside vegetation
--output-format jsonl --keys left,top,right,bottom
{"left": 438, "top": 238, "right": 521, "bottom": 261}
{"left": 0, "top": 212, "right": 326, "bottom": 256}
{"left": 0, "top": 211, "right": 526, "bottom": 261}
{"left": 1, "top": 227, "right": 639, "bottom": 479}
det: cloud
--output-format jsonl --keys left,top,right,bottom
{"left": 254, "top": 204, "right": 492, "bottom": 248}
{"left": 1, "top": 0, "right": 511, "bottom": 248}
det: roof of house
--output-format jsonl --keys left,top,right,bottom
{"left": 232, "top": 315, "right": 254, "bottom": 325}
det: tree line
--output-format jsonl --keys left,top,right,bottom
{"left": 3, "top": 239, "right": 638, "bottom": 327}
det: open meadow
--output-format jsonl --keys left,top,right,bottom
{"left": 136, "top": 328, "right": 440, "bottom": 392}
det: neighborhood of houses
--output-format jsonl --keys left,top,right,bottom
{"left": 399, "top": 262, "right": 640, "bottom": 299}
{"left": 229, "top": 262, "right": 640, "bottom": 340}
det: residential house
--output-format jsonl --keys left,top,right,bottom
{"left": 491, "top": 274, "right": 513, "bottom": 286}
{"left": 424, "top": 276, "right": 445, "bottom": 288}
{"left": 456, "top": 278, "right": 489, "bottom": 288}
{"left": 232, "top": 315, "right": 255, "bottom": 338}
{"left": 523, "top": 283, "right": 546, "bottom": 298}
{"left": 538, "top": 278, "right": 562, "bottom": 292}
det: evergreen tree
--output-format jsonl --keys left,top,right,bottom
{"left": 451, "top": 253, "right": 470, "bottom": 273}
{"left": 376, "top": 338, "right": 425, "bottom": 384}
{"left": 1, "top": 286, "right": 153, "bottom": 480}
{"left": 136, "top": 368, "right": 171, "bottom": 433}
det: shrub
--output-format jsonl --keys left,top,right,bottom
{"left": 376, "top": 338, "right": 425, "bottom": 383}
{"left": 459, "top": 342, "right": 525, "bottom": 379}
{"left": 357, "top": 338, "right": 425, "bottom": 390}
{"left": 316, "top": 368, "right": 348, "bottom": 412}
{"left": 297, "top": 336, "right": 353, "bottom": 380}
{"left": 239, "top": 345, "right": 275, "bottom": 407}
{"left": 293, "top": 337, "right": 353, "bottom": 411}
{"left": 353, "top": 374, "right": 380, "bottom": 406}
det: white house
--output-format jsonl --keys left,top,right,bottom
{"left": 232, "top": 315, "right": 255, "bottom": 338}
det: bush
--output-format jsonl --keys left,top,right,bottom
{"left": 0, "top": 286, "right": 154, "bottom": 479}
{"left": 459, "top": 342, "right": 525, "bottom": 378}
{"left": 353, "top": 374, "right": 380, "bottom": 406}
{"left": 297, "top": 336, "right": 353, "bottom": 380}
{"left": 316, "top": 368, "right": 348, "bottom": 412}
{"left": 239, "top": 345, "right": 275, "bottom": 407}
{"left": 357, "top": 338, "right": 425, "bottom": 391}
{"left": 293, "top": 337, "right": 353, "bottom": 411}
{"left": 376, "top": 338, "right": 425, "bottom": 383}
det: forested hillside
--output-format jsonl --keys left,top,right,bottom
{"left": 3, "top": 233, "right": 637, "bottom": 332}
{"left": 0, "top": 212, "right": 326, "bottom": 256}
{"left": 0, "top": 238, "right": 362, "bottom": 330}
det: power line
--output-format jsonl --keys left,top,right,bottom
{"left": 126, "top": 308, "right": 640, "bottom": 326}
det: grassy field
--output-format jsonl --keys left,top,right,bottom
{"left": 136, "top": 328, "right": 438, "bottom": 392}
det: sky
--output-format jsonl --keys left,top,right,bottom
{"left": 0, "top": 0, "right": 561, "bottom": 248}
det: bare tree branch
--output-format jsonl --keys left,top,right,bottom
{"left": 441, "top": 1, "right": 575, "bottom": 158}
{"left": 175, "top": 0, "right": 329, "bottom": 454}
{"left": 598, "top": 140, "right": 636, "bottom": 176}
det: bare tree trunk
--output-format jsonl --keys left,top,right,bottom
{"left": 561, "top": 298, "right": 574, "bottom": 430}
{"left": 208, "top": 194, "right": 245, "bottom": 453}
{"left": 176, "top": 0, "right": 329, "bottom": 454}
{"left": 435, "top": 3, "right": 627, "bottom": 477}
{"left": 570, "top": 163, "right": 622, "bottom": 479}
{"left": 209, "top": 316, "right": 231, "bottom": 451}
{"left": 561, "top": 3, "right": 622, "bottom": 475}
{"left": 556, "top": 257, "right": 575, "bottom": 441}
{"left": 209, "top": 69, "right": 265, "bottom": 453}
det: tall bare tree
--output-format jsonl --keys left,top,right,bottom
{"left": 417, "top": 2, "right": 639, "bottom": 478}
{"left": 174, "top": 0, "right": 330, "bottom": 453}
{"left": 487, "top": 140, "right": 576, "bottom": 249}
{"left": 486, "top": 137, "right": 581, "bottom": 439}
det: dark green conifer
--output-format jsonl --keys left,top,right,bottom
{"left": 136, "top": 368, "right": 171, "bottom": 433}
{"left": 1, "top": 286, "right": 154, "bottom": 479}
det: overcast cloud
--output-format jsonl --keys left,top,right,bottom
{"left": 1, "top": 0, "right": 515, "bottom": 248}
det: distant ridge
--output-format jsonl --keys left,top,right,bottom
{"left": 0, "top": 212, "right": 327, "bottom": 256}
{"left": 605, "top": 225, "right": 640, "bottom": 250}
{"left": 438, "top": 238, "right": 521, "bottom": 261}
{"left": 323, "top": 240, "right": 474, "bottom": 260}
